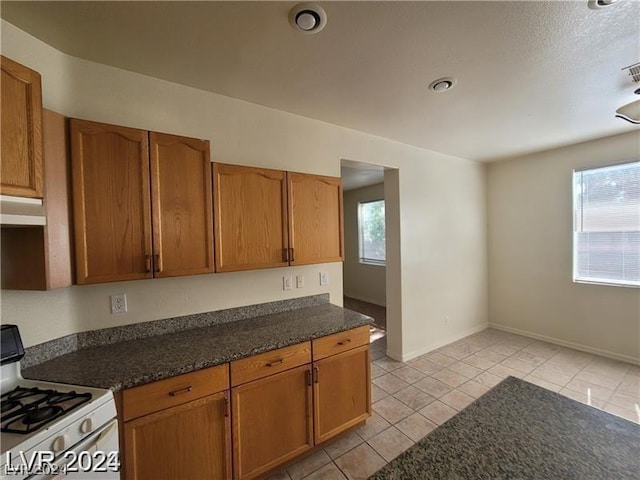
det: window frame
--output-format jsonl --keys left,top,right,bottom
{"left": 572, "top": 160, "right": 640, "bottom": 288}
{"left": 357, "top": 198, "right": 386, "bottom": 267}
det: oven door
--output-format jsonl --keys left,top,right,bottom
{"left": 36, "top": 419, "right": 120, "bottom": 480}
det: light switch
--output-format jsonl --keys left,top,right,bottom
{"left": 283, "top": 276, "right": 293, "bottom": 290}
{"left": 320, "top": 272, "right": 329, "bottom": 286}
{"left": 296, "top": 275, "right": 304, "bottom": 288}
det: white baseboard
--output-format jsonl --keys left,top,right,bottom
{"left": 489, "top": 323, "right": 640, "bottom": 366}
{"left": 391, "top": 323, "right": 489, "bottom": 363}
{"left": 343, "top": 292, "right": 386, "bottom": 307}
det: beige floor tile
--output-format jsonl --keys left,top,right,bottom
{"left": 426, "top": 352, "right": 457, "bottom": 367}
{"left": 521, "top": 341, "right": 563, "bottom": 359}
{"left": 431, "top": 369, "right": 468, "bottom": 387}
{"left": 603, "top": 403, "right": 640, "bottom": 424}
{"left": 439, "top": 389, "right": 475, "bottom": 411}
{"left": 462, "top": 355, "right": 497, "bottom": 370}
{"left": 372, "top": 373, "right": 410, "bottom": 394}
{"left": 408, "top": 357, "right": 444, "bottom": 375}
{"left": 573, "top": 369, "right": 622, "bottom": 391}
{"left": 475, "top": 349, "right": 509, "bottom": 363}
{"left": 583, "top": 358, "right": 630, "bottom": 380}
{"left": 500, "top": 357, "right": 537, "bottom": 374}
{"left": 457, "top": 379, "right": 490, "bottom": 398}
{"left": 413, "top": 376, "right": 452, "bottom": 398}
{"left": 559, "top": 387, "right": 606, "bottom": 409}
{"left": 391, "top": 366, "right": 426, "bottom": 384}
{"left": 373, "top": 357, "right": 404, "bottom": 372}
{"left": 436, "top": 344, "right": 475, "bottom": 361}
{"left": 371, "top": 384, "right": 389, "bottom": 403}
{"left": 530, "top": 363, "right": 575, "bottom": 387}
{"left": 565, "top": 378, "right": 614, "bottom": 402}
{"left": 323, "top": 431, "right": 363, "bottom": 460}
{"left": 393, "top": 385, "right": 436, "bottom": 410}
{"left": 511, "top": 350, "right": 548, "bottom": 366}
{"left": 267, "top": 469, "right": 292, "bottom": 480}
{"left": 370, "top": 349, "right": 386, "bottom": 361}
{"left": 607, "top": 391, "right": 639, "bottom": 411}
{"left": 355, "top": 413, "right": 391, "bottom": 441}
{"left": 372, "top": 396, "right": 414, "bottom": 424}
{"left": 334, "top": 443, "right": 387, "bottom": 480}
{"left": 394, "top": 412, "right": 437, "bottom": 442}
{"left": 547, "top": 350, "right": 594, "bottom": 370}
{"left": 617, "top": 374, "right": 640, "bottom": 399}
{"left": 449, "top": 361, "right": 483, "bottom": 379}
{"left": 487, "top": 343, "right": 521, "bottom": 356}
{"left": 370, "top": 364, "right": 386, "bottom": 379}
{"left": 419, "top": 400, "right": 458, "bottom": 425}
{"left": 287, "top": 450, "right": 332, "bottom": 480}
{"left": 474, "top": 371, "right": 503, "bottom": 388}
{"left": 487, "top": 364, "right": 525, "bottom": 380}
{"left": 523, "top": 375, "right": 562, "bottom": 392}
{"left": 367, "top": 426, "right": 414, "bottom": 462}
{"left": 302, "top": 463, "right": 347, "bottom": 480}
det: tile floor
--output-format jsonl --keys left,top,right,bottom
{"left": 269, "top": 328, "right": 640, "bottom": 480}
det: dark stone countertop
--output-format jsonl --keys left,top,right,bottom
{"left": 21, "top": 304, "right": 372, "bottom": 391}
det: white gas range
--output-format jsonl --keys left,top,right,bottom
{"left": 1, "top": 325, "right": 120, "bottom": 479}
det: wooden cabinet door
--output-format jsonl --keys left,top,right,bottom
{"left": 70, "top": 119, "right": 152, "bottom": 284}
{"left": 213, "top": 163, "right": 289, "bottom": 272}
{"left": 232, "top": 364, "right": 313, "bottom": 480}
{"left": 1, "top": 56, "right": 43, "bottom": 198}
{"left": 287, "top": 172, "right": 344, "bottom": 265}
{"left": 150, "top": 132, "right": 213, "bottom": 277}
{"left": 124, "top": 391, "right": 231, "bottom": 480}
{"left": 313, "top": 345, "right": 371, "bottom": 444}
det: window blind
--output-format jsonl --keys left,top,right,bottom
{"left": 573, "top": 161, "right": 640, "bottom": 286}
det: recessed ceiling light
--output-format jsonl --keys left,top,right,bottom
{"left": 429, "top": 77, "right": 456, "bottom": 93}
{"left": 588, "top": 0, "right": 622, "bottom": 10}
{"left": 289, "top": 3, "right": 327, "bottom": 35}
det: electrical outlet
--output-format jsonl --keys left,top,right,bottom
{"left": 320, "top": 271, "right": 329, "bottom": 286}
{"left": 283, "top": 276, "right": 293, "bottom": 291}
{"left": 296, "top": 275, "right": 304, "bottom": 288}
{"left": 110, "top": 294, "right": 127, "bottom": 314}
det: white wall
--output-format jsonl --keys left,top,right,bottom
{"left": 488, "top": 131, "right": 640, "bottom": 363}
{"left": 0, "top": 21, "right": 488, "bottom": 359}
{"left": 343, "top": 183, "right": 386, "bottom": 306}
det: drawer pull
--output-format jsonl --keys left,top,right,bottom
{"left": 313, "top": 367, "right": 319, "bottom": 384}
{"left": 337, "top": 338, "right": 352, "bottom": 346}
{"left": 223, "top": 396, "right": 229, "bottom": 417}
{"left": 144, "top": 255, "right": 152, "bottom": 273}
{"left": 266, "top": 359, "right": 284, "bottom": 367}
{"left": 168, "top": 386, "right": 193, "bottom": 397}
{"left": 306, "top": 370, "right": 312, "bottom": 386}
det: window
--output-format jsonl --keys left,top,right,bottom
{"left": 573, "top": 161, "right": 640, "bottom": 287}
{"left": 358, "top": 200, "right": 385, "bottom": 265}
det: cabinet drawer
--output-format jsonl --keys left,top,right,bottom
{"left": 312, "top": 326, "right": 370, "bottom": 361}
{"left": 231, "top": 342, "right": 311, "bottom": 387}
{"left": 122, "top": 363, "right": 229, "bottom": 421}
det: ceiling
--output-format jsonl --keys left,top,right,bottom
{"left": 2, "top": 1, "right": 639, "bottom": 162}
{"left": 341, "top": 162, "right": 385, "bottom": 191}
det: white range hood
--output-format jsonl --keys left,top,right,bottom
{"left": 0, "top": 195, "right": 46, "bottom": 225}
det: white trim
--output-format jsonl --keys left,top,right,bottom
{"left": 343, "top": 292, "right": 386, "bottom": 307}
{"left": 391, "top": 323, "right": 489, "bottom": 363}
{"left": 489, "top": 323, "right": 640, "bottom": 366}
{"left": 0, "top": 213, "right": 46, "bottom": 226}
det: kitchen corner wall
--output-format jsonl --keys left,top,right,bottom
{"left": 488, "top": 131, "right": 640, "bottom": 363}
{"left": 0, "top": 21, "right": 488, "bottom": 358}
{"left": 343, "top": 183, "right": 386, "bottom": 306}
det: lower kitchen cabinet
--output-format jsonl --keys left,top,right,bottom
{"left": 313, "top": 344, "right": 371, "bottom": 444}
{"left": 232, "top": 364, "right": 313, "bottom": 480}
{"left": 124, "top": 391, "right": 231, "bottom": 480}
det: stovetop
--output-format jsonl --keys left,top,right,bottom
{"left": 1, "top": 386, "right": 92, "bottom": 434}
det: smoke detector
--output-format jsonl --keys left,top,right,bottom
{"left": 429, "top": 77, "right": 457, "bottom": 93}
{"left": 289, "top": 3, "right": 327, "bottom": 34}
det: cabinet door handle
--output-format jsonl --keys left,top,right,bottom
{"left": 266, "top": 359, "right": 284, "bottom": 367}
{"left": 305, "top": 370, "right": 312, "bottom": 386}
{"left": 283, "top": 248, "right": 290, "bottom": 262}
{"left": 168, "top": 386, "right": 192, "bottom": 397}
{"left": 145, "top": 255, "right": 152, "bottom": 273}
{"left": 223, "top": 396, "right": 229, "bottom": 417}
{"left": 337, "top": 338, "right": 352, "bottom": 346}
{"left": 154, "top": 254, "right": 162, "bottom": 273}
{"left": 289, "top": 247, "right": 295, "bottom": 262}
{"left": 312, "top": 367, "right": 319, "bottom": 384}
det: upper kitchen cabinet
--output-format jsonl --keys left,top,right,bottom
{"left": 150, "top": 133, "right": 213, "bottom": 277}
{"left": 71, "top": 119, "right": 152, "bottom": 284}
{"left": 71, "top": 119, "right": 214, "bottom": 284}
{"left": 213, "top": 163, "right": 288, "bottom": 272}
{"left": 1, "top": 56, "right": 43, "bottom": 198}
{"left": 213, "top": 166, "right": 343, "bottom": 272}
{"left": 287, "top": 172, "right": 344, "bottom": 265}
